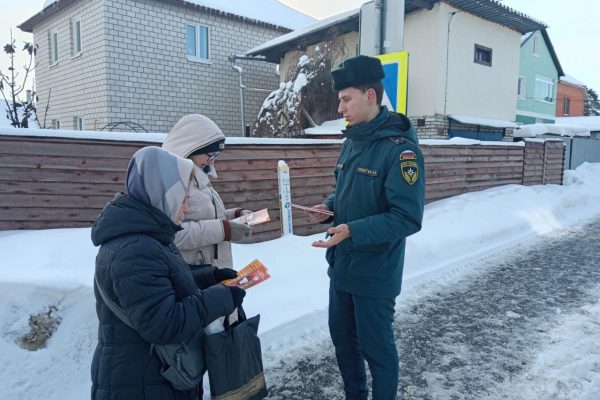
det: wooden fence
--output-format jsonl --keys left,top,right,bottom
{"left": 0, "top": 134, "right": 564, "bottom": 242}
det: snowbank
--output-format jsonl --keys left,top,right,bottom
{"left": 1, "top": 163, "right": 600, "bottom": 399}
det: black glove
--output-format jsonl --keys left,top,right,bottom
{"left": 229, "top": 286, "right": 246, "bottom": 308}
{"left": 214, "top": 268, "right": 237, "bottom": 283}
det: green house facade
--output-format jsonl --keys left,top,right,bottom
{"left": 516, "top": 30, "right": 564, "bottom": 124}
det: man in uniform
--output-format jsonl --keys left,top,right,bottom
{"left": 310, "top": 55, "right": 426, "bottom": 400}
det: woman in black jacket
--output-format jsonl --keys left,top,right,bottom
{"left": 91, "top": 146, "right": 245, "bottom": 400}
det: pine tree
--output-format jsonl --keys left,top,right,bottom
{"left": 584, "top": 87, "right": 600, "bottom": 116}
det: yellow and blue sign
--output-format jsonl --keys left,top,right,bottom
{"left": 376, "top": 52, "right": 409, "bottom": 115}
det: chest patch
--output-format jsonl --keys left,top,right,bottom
{"left": 400, "top": 150, "right": 419, "bottom": 185}
{"left": 356, "top": 167, "right": 379, "bottom": 177}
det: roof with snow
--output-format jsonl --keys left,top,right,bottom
{"left": 247, "top": 0, "right": 547, "bottom": 62}
{"left": 514, "top": 123, "right": 591, "bottom": 138}
{"left": 246, "top": 9, "right": 360, "bottom": 62}
{"left": 556, "top": 116, "right": 600, "bottom": 132}
{"left": 521, "top": 29, "right": 564, "bottom": 77}
{"left": 560, "top": 75, "right": 587, "bottom": 88}
{"left": 20, "top": 0, "right": 315, "bottom": 33}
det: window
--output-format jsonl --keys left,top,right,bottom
{"left": 71, "top": 17, "right": 82, "bottom": 56}
{"left": 517, "top": 76, "right": 525, "bottom": 98}
{"left": 535, "top": 75, "right": 554, "bottom": 103}
{"left": 51, "top": 119, "right": 60, "bottom": 129}
{"left": 50, "top": 29, "right": 59, "bottom": 64}
{"left": 73, "top": 116, "right": 83, "bottom": 130}
{"left": 474, "top": 44, "right": 492, "bottom": 67}
{"left": 186, "top": 23, "right": 209, "bottom": 61}
{"left": 532, "top": 34, "right": 539, "bottom": 56}
{"left": 563, "top": 98, "right": 570, "bottom": 115}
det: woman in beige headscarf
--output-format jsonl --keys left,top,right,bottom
{"left": 163, "top": 114, "right": 253, "bottom": 269}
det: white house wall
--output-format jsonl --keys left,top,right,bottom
{"left": 404, "top": 2, "right": 520, "bottom": 120}
{"left": 403, "top": 5, "right": 442, "bottom": 117}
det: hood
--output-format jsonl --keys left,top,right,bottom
{"left": 91, "top": 193, "right": 181, "bottom": 246}
{"left": 162, "top": 114, "right": 226, "bottom": 158}
{"left": 344, "top": 107, "right": 418, "bottom": 145}
{"left": 126, "top": 146, "right": 194, "bottom": 223}
{"left": 373, "top": 111, "right": 419, "bottom": 145}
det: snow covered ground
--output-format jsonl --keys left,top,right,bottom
{"left": 1, "top": 162, "right": 600, "bottom": 399}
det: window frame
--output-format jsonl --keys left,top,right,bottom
{"left": 562, "top": 97, "right": 570, "bottom": 115}
{"left": 51, "top": 119, "right": 60, "bottom": 129}
{"left": 71, "top": 16, "right": 82, "bottom": 57}
{"left": 186, "top": 22, "right": 210, "bottom": 62}
{"left": 473, "top": 44, "right": 492, "bottom": 67}
{"left": 50, "top": 29, "right": 59, "bottom": 65}
{"left": 517, "top": 76, "right": 526, "bottom": 99}
{"left": 534, "top": 75, "right": 554, "bottom": 103}
{"left": 73, "top": 116, "right": 83, "bottom": 130}
{"left": 532, "top": 34, "right": 540, "bottom": 56}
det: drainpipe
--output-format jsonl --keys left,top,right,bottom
{"left": 228, "top": 55, "right": 245, "bottom": 136}
{"left": 443, "top": 10, "right": 462, "bottom": 115}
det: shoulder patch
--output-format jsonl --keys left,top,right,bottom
{"left": 399, "top": 150, "right": 419, "bottom": 185}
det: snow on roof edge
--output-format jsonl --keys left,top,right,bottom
{"left": 514, "top": 123, "right": 591, "bottom": 138}
{"left": 246, "top": 8, "right": 359, "bottom": 56}
{"left": 39, "top": 0, "right": 315, "bottom": 32}
{"left": 560, "top": 75, "right": 587, "bottom": 88}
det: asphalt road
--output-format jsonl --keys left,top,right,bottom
{"left": 264, "top": 219, "right": 600, "bottom": 399}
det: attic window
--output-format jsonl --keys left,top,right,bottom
{"left": 474, "top": 44, "right": 492, "bottom": 67}
{"left": 532, "top": 34, "right": 539, "bottom": 56}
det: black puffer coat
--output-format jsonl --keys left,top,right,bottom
{"left": 91, "top": 193, "right": 234, "bottom": 400}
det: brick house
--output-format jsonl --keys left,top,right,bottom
{"left": 19, "top": 0, "right": 314, "bottom": 134}
{"left": 556, "top": 75, "right": 587, "bottom": 117}
{"left": 246, "top": 0, "right": 545, "bottom": 141}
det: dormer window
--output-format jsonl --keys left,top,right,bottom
{"left": 532, "top": 34, "right": 539, "bottom": 56}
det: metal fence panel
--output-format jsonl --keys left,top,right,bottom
{"left": 569, "top": 138, "right": 600, "bottom": 169}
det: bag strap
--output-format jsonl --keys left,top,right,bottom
{"left": 94, "top": 275, "right": 136, "bottom": 330}
{"left": 223, "top": 305, "right": 248, "bottom": 331}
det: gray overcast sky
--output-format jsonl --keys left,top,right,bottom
{"left": 2, "top": 0, "right": 599, "bottom": 96}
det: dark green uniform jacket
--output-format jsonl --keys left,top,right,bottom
{"left": 324, "top": 107, "right": 425, "bottom": 298}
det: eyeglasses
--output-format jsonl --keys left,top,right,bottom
{"left": 206, "top": 152, "right": 221, "bottom": 162}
